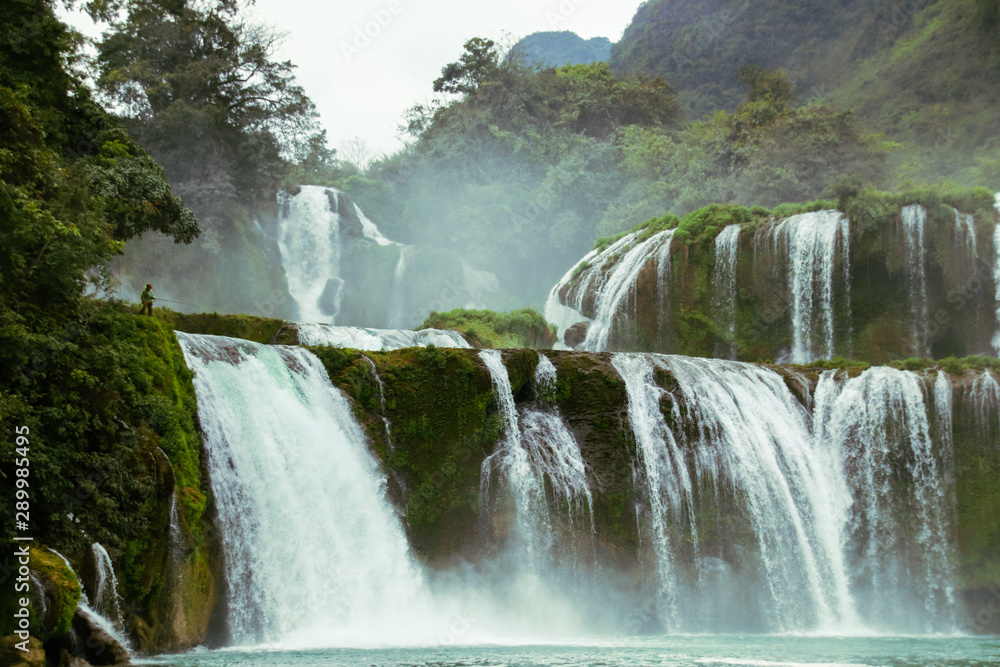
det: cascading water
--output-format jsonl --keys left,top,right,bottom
{"left": 969, "top": 370, "right": 1000, "bottom": 439}
{"left": 544, "top": 248, "right": 599, "bottom": 347}
{"left": 387, "top": 245, "right": 409, "bottom": 329}
{"left": 712, "top": 224, "right": 741, "bottom": 359}
{"left": 953, "top": 207, "right": 978, "bottom": 261}
{"left": 49, "top": 548, "right": 132, "bottom": 653}
{"left": 277, "top": 185, "right": 346, "bottom": 324}
{"left": 522, "top": 355, "right": 593, "bottom": 531}
{"left": 479, "top": 352, "right": 593, "bottom": 572}
{"left": 767, "top": 210, "right": 850, "bottom": 363}
{"left": 992, "top": 193, "right": 1000, "bottom": 354}
{"left": 902, "top": 205, "right": 931, "bottom": 357}
{"left": 582, "top": 230, "right": 676, "bottom": 351}
{"left": 177, "top": 333, "right": 434, "bottom": 646}
{"left": 295, "top": 323, "right": 470, "bottom": 350}
{"left": 610, "top": 354, "right": 694, "bottom": 629}
{"left": 821, "top": 366, "right": 957, "bottom": 632}
{"left": 90, "top": 542, "right": 126, "bottom": 634}
{"left": 362, "top": 355, "right": 394, "bottom": 447}
{"left": 613, "top": 354, "right": 958, "bottom": 634}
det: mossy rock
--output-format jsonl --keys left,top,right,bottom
{"left": 30, "top": 548, "right": 82, "bottom": 643}
{"left": 155, "top": 310, "right": 286, "bottom": 345}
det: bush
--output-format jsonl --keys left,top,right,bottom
{"left": 421, "top": 308, "right": 557, "bottom": 349}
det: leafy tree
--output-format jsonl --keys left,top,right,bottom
{"left": 0, "top": 0, "right": 197, "bottom": 325}
{"left": 433, "top": 37, "right": 504, "bottom": 95}
{"left": 91, "top": 0, "right": 320, "bottom": 216}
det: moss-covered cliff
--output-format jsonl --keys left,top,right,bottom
{"left": 555, "top": 188, "right": 999, "bottom": 363}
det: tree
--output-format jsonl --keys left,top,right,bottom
{"left": 433, "top": 37, "right": 503, "bottom": 95}
{"left": 91, "top": 0, "right": 319, "bottom": 212}
{"left": 0, "top": 0, "right": 197, "bottom": 323}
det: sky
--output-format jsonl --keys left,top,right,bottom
{"left": 61, "top": 0, "right": 646, "bottom": 159}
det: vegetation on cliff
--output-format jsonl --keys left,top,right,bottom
{"left": 422, "top": 308, "right": 557, "bottom": 349}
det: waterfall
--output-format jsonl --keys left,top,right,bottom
{"left": 544, "top": 249, "right": 598, "bottom": 348}
{"left": 612, "top": 354, "right": 957, "bottom": 633}
{"left": 969, "top": 370, "right": 1000, "bottom": 439}
{"left": 177, "top": 333, "right": 433, "bottom": 646}
{"left": 362, "top": 355, "right": 394, "bottom": 447}
{"left": 768, "top": 210, "right": 850, "bottom": 363}
{"left": 712, "top": 224, "right": 741, "bottom": 359}
{"left": 582, "top": 230, "right": 676, "bottom": 351}
{"left": 295, "top": 323, "right": 470, "bottom": 350}
{"left": 823, "top": 366, "right": 957, "bottom": 632}
{"left": 387, "top": 245, "right": 409, "bottom": 329}
{"left": 479, "top": 351, "right": 592, "bottom": 571}
{"left": 523, "top": 355, "right": 593, "bottom": 530}
{"left": 953, "top": 207, "right": 978, "bottom": 261}
{"left": 902, "top": 205, "right": 930, "bottom": 357}
{"left": 49, "top": 549, "right": 132, "bottom": 653}
{"left": 610, "top": 354, "right": 694, "bottom": 629}
{"left": 90, "top": 543, "right": 126, "bottom": 635}
{"left": 356, "top": 203, "right": 394, "bottom": 246}
{"left": 992, "top": 193, "right": 1000, "bottom": 354}
{"left": 277, "top": 185, "right": 345, "bottom": 324}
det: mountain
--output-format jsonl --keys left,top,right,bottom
{"left": 610, "top": 0, "right": 1000, "bottom": 184}
{"left": 514, "top": 31, "right": 612, "bottom": 67}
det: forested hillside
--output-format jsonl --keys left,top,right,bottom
{"left": 610, "top": 0, "right": 1000, "bottom": 184}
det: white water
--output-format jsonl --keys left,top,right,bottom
{"left": 812, "top": 367, "right": 957, "bottom": 633}
{"left": 277, "top": 185, "right": 346, "bottom": 324}
{"left": 296, "top": 323, "right": 470, "bottom": 350}
{"left": 768, "top": 211, "right": 850, "bottom": 363}
{"left": 356, "top": 204, "right": 394, "bottom": 246}
{"left": 49, "top": 548, "right": 133, "bottom": 653}
{"left": 902, "top": 205, "right": 930, "bottom": 357}
{"left": 712, "top": 224, "right": 741, "bottom": 359}
{"left": 610, "top": 354, "right": 694, "bottom": 628}
{"left": 612, "top": 355, "right": 957, "bottom": 634}
{"left": 479, "top": 351, "right": 594, "bottom": 593}
{"left": 582, "top": 230, "right": 676, "bottom": 351}
{"left": 969, "top": 370, "right": 1000, "bottom": 437}
{"left": 544, "top": 249, "right": 600, "bottom": 347}
{"left": 362, "top": 355, "right": 394, "bottom": 447}
{"left": 90, "top": 542, "right": 126, "bottom": 634}
{"left": 953, "top": 207, "right": 978, "bottom": 261}
{"left": 387, "top": 245, "right": 409, "bottom": 329}
{"left": 992, "top": 193, "right": 1000, "bottom": 354}
{"left": 177, "top": 333, "right": 434, "bottom": 646}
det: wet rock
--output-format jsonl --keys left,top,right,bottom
{"left": 71, "top": 610, "right": 130, "bottom": 666}
{"left": 564, "top": 321, "right": 589, "bottom": 348}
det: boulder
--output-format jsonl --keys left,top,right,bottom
{"left": 0, "top": 635, "right": 45, "bottom": 667}
{"left": 71, "top": 610, "right": 130, "bottom": 666}
{"left": 564, "top": 321, "right": 589, "bottom": 348}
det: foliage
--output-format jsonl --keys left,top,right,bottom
{"left": 0, "top": 3, "right": 209, "bottom": 636}
{"left": 611, "top": 0, "right": 1000, "bottom": 187}
{"left": 91, "top": 0, "right": 324, "bottom": 265}
{"left": 344, "top": 39, "right": 682, "bottom": 306}
{"left": 0, "top": 0, "right": 196, "bottom": 326}
{"left": 421, "top": 308, "right": 557, "bottom": 349}
{"left": 891, "top": 355, "right": 1000, "bottom": 374}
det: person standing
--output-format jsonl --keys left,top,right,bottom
{"left": 139, "top": 284, "right": 156, "bottom": 316}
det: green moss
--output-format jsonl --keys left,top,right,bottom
{"left": 316, "top": 347, "right": 500, "bottom": 560}
{"left": 421, "top": 308, "right": 557, "bottom": 349}
{"left": 155, "top": 309, "right": 286, "bottom": 344}
{"left": 891, "top": 355, "right": 1000, "bottom": 374}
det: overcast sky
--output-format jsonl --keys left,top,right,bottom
{"left": 61, "top": 0, "right": 644, "bottom": 159}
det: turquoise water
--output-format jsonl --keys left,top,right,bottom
{"left": 136, "top": 636, "right": 999, "bottom": 666}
